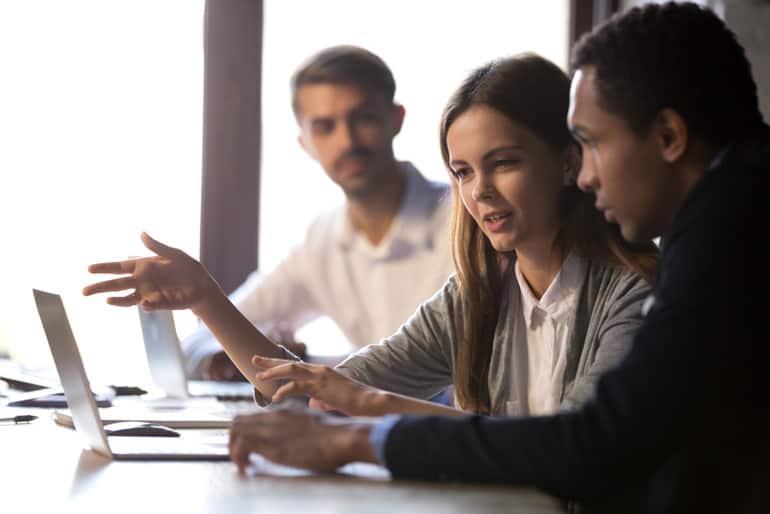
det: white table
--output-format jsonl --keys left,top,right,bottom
{"left": 0, "top": 412, "right": 564, "bottom": 514}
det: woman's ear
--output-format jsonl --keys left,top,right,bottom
{"left": 562, "top": 144, "right": 581, "bottom": 186}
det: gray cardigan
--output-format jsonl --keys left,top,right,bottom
{"left": 336, "top": 261, "right": 651, "bottom": 415}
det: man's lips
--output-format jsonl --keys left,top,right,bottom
{"left": 335, "top": 156, "right": 370, "bottom": 177}
{"left": 334, "top": 151, "right": 374, "bottom": 173}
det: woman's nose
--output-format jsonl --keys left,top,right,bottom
{"left": 471, "top": 178, "right": 494, "bottom": 201}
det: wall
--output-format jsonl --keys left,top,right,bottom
{"left": 620, "top": 0, "right": 769, "bottom": 122}
{"left": 725, "top": 0, "right": 770, "bottom": 122}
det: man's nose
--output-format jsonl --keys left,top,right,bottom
{"left": 577, "top": 151, "right": 598, "bottom": 193}
{"left": 336, "top": 120, "right": 360, "bottom": 149}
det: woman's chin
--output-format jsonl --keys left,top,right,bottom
{"left": 488, "top": 237, "right": 515, "bottom": 253}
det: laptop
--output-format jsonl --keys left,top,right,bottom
{"left": 137, "top": 308, "right": 254, "bottom": 400}
{"left": 33, "top": 289, "right": 230, "bottom": 460}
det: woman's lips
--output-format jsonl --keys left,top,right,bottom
{"left": 483, "top": 212, "right": 512, "bottom": 232}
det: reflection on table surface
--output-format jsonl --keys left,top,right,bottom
{"left": 1, "top": 413, "right": 563, "bottom": 514}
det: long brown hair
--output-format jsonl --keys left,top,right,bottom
{"left": 441, "top": 54, "right": 658, "bottom": 413}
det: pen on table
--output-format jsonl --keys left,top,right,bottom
{"left": 0, "top": 415, "right": 38, "bottom": 425}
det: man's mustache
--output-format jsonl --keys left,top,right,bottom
{"left": 333, "top": 147, "right": 374, "bottom": 172}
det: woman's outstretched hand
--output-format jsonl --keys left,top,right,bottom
{"left": 82, "top": 232, "right": 221, "bottom": 316}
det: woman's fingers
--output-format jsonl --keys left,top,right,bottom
{"left": 82, "top": 276, "right": 136, "bottom": 296}
{"left": 251, "top": 355, "right": 314, "bottom": 378}
{"left": 106, "top": 292, "right": 140, "bottom": 307}
{"left": 251, "top": 354, "right": 294, "bottom": 369}
{"left": 255, "top": 362, "right": 315, "bottom": 383}
{"left": 141, "top": 232, "right": 180, "bottom": 259}
{"left": 271, "top": 380, "right": 312, "bottom": 403}
{"left": 87, "top": 260, "right": 137, "bottom": 275}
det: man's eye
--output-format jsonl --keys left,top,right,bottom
{"left": 312, "top": 120, "right": 334, "bottom": 134}
{"left": 577, "top": 136, "right": 597, "bottom": 149}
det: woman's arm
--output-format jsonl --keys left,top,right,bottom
{"left": 253, "top": 356, "right": 464, "bottom": 417}
{"left": 243, "top": 276, "right": 465, "bottom": 414}
{"left": 334, "top": 279, "right": 461, "bottom": 402}
{"left": 82, "top": 232, "right": 289, "bottom": 397}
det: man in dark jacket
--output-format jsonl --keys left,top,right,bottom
{"left": 228, "top": 4, "right": 769, "bottom": 512}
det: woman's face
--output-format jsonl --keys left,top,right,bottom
{"left": 446, "top": 105, "right": 568, "bottom": 254}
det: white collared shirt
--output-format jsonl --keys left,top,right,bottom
{"left": 183, "top": 162, "right": 452, "bottom": 377}
{"left": 514, "top": 252, "right": 587, "bottom": 415}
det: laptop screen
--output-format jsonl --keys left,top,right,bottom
{"left": 33, "top": 289, "right": 112, "bottom": 457}
{"left": 137, "top": 308, "right": 189, "bottom": 398}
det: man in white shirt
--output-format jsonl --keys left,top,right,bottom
{"left": 184, "top": 45, "right": 452, "bottom": 380}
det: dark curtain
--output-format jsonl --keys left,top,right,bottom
{"left": 569, "top": 0, "right": 621, "bottom": 60}
{"left": 200, "top": 0, "right": 263, "bottom": 294}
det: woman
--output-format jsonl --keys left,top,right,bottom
{"left": 84, "top": 54, "right": 657, "bottom": 417}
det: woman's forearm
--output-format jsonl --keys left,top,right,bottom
{"left": 366, "top": 390, "right": 466, "bottom": 417}
{"left": 192, "top": 282, "right": 287, "bottom": 396}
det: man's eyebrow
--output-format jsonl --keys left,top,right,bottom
{"left": 350, "top": 101, "right": 385, "bottom": 115}
{"left": 307, "top": 101, "right": 375, "bottom": 124}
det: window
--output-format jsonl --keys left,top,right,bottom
{"left": 0, "top": 1, "right": 570, "bottom": 373}
{"left": 0, "top": 1, "right": 205, "bottom": 383}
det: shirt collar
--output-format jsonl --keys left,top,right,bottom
{"left": 334, "top": 161, "right": 441, "bottom": 256}
{"left": 515, "top": 252, "right": 586, "bottom": 329}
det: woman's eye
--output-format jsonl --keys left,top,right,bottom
{"left": 494, "top": 159, "right": 520, "bottom": 168}
{"left": 453, "top": 168, "right": 472, "bottom": 180}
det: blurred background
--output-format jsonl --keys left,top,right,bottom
{"left": 0, "top": 0, "right": 766, "bottom": 385}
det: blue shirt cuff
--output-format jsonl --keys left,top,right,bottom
{"left": 368, "top": 414, "right": 402, "bottom": 465}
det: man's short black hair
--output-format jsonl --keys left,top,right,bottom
{"left": 572, "top": 2, "right": 763, "bottom": 147}
{"left": 290, "top": 45, "right": 396, "bottom": 118}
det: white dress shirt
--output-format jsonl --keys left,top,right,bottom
{"left": 182, "top": 162, "right": 452, "bottom": 378}
{"left": 513, "top": 252, "right": 587, "bottom": 415}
